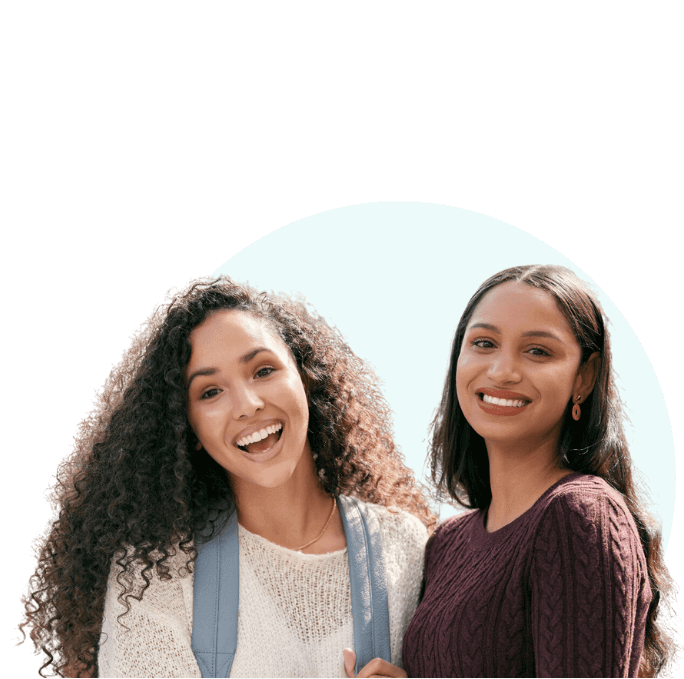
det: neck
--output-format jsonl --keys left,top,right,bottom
{"left": 231, "top": 454, "right": 342, "bottom": 552}
{"left": 485, "top": 437, "right": 571, "bottom": 532}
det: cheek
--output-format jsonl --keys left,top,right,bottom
{"left": 188, "top": 403, "right": 225, "bottom": 442}
{"left": 551, "top": 374, "right": 573, "bottom": 397}
{"left": 538, "top": 367, "right": 576, "bottom": 414}
{"left": 291, "top": 381, "right": 310, "bottom": 425}
{"left": 456, "top": 350, "right": 477, "bottom": 382}
{"left": 277, "top": 373, "right": 310, "bottom": 427}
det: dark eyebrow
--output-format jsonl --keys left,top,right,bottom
{"left": 186, "top": 348, "right": 271, "bottom": 391}
{"left": 467, "top": 323, "right": 563, "bottom": 343}
{"left": 239, "top": 347, "right": 270, "bottom": 364}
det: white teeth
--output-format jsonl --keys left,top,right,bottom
{"left": 236, "top": 423, "right": 282, "bottom": 448}
{"left": 482, "top": 394, "right": 527, "bottom": 408}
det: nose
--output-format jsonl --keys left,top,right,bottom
{"left": 487, "top": 349, "right": 522, "bottom": 384}
{"left": 231, "top": 382, "right": 264, "bottom": 420}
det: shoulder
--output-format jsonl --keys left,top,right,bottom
{"left": 532, "top": 473, "right": 647, "bottom": 572}
{"left": 529, "top": 475, "right": 651, "bottom": 612}
{"left": 434, "top": 508, "right": 479, "bottom": 536}
{"left": 429, "top": 508, "right": 479, "bottom": 547}
{"left": 350, "top": 497, "right": 429, "bottom": 552}
{"left": 537, "top": 473, "right": 637, "bottom": 535}
{"left": 420, "top": 509, "right": 480, "bottom": 568}
{"left": 105, "top": 543, "right": 195, "bottom": 600}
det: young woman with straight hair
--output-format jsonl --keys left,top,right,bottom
{"left": 348, "top": 265, "right": 673, "bottom": 678}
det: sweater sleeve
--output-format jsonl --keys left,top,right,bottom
{"left": 98, "top": 551, "right": 201, "bottom": 678}
{"left": 530, "top": 488, "right": 651, "bottom": 678}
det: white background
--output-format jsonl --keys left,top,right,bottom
{"left": 212, "top": 202, "right": 678, "bottom": 544}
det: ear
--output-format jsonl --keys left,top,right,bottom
{"left": 572, "top": 351, "right": 600, "bottom": 402}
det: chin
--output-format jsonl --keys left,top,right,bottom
{"left": 247, "top": 458, "right": 304, "bottom": 491}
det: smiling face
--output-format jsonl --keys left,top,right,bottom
{"left": 185, "top": 310, "right": 312, "bottom": 494}
{"left": 456, "top": 281, "right": 596, "bottom": 454}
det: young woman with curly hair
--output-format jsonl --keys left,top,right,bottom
{"left": 20, "top": 276, "right": 434, "bottom": 678}
{"left": 398, "top": 264, "right": 673, "bottom": 678}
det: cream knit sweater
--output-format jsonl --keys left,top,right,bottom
{"left": 98, "top": 500, "right": 428, "bottom": 678}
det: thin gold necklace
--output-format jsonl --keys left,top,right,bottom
{"left": 295, "top": 497, "right": 337, "bottom": 551}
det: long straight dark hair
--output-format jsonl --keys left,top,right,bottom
{"left": 429, "top": 264, "right": 672, "bottom": 677}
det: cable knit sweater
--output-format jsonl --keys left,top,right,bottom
{"left": 98, "top": 500, "right": 428, "bottom": 678}
{"left": 402, "top": 473, "right": 651, "bottom": 678}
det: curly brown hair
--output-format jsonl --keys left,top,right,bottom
{"left": 20, "top": 276, "right": 436, "bottom": 677}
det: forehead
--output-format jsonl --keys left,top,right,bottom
{"left": 468, "top": 281, "right": 574, "bottom": 337}
{"left": 187, "top": 310, "right": 286, "bottom": 363}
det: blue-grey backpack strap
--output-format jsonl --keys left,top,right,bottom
{"left": 337, "top": 495, "right": 391, "bottom": 673}
{"left": 191, "top": 510, "right": 239, "bottom": 678}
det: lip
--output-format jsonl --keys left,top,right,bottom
{"left": 233, "top": 418, "right": 284, "bottom": 448}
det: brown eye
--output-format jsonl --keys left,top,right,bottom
{"left": 527, "top": 347, "right": 550, "bottom": 357}
{"left": 200, "top": 388, "right": 221, "bottom": 400}
{"left": 255, "top": 367, "right": 275, "bottom": 378}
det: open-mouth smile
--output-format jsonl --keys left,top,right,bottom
{"left": 233, "top": 420, "right": 285, "bottom": 462}
{"left": 236, "top": 422, "right": 283, "bottom": 449}
{"left": 476, "top": 388, "right": 531, "bottom": 416}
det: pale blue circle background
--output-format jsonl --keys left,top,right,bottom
{"left": 214, "top": 202, "right": 674, "bottom": 548}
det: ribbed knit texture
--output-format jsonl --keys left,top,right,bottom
{"left": 98, "top": 500, "right": 427, "bottom": 677}
{"left": 402, "top": 473, "right": 651, "bottom": 678}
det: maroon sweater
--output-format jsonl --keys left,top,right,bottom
{"left": 402, "top": 473, "right": 651, "bottom": 677}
